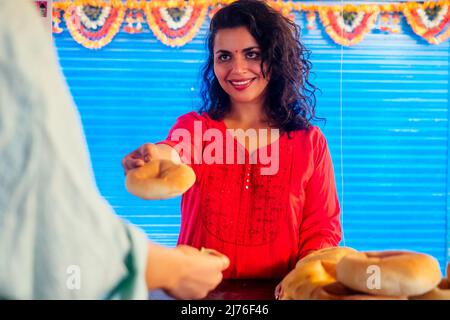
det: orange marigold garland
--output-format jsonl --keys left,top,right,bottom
{"left": 319, "top": 6, "right": 379, "bottom": 46}
{"left": 209, "top": 4, "right": 224, "bottom": 19}
{"left": 379, "top": 12, "right": 401, "bottom": 33}
{"left": 379, "top": 12, "right": 390, "bottom": 32}
{"left": 51, "top": 1, "right": 450, "bottom": 47}
{"left": 271, "top": 0, "right": 295, "bottom": 22}
{"left": 306, "top": 11, "right": 317, "bottom": 30}
{"left": 403, "top": 3, "right": 450, "bottom": 44}
{"left": 124, "top": 9, "right": 144, "bottom": 33}
{"left": 144, "top": 3, "right": 208, "bottom": 47}
{"left": 52, "top": 8, "right": 64, "bottom": 34}
{"left": 391, "top": 13, "right": 401, "bottom": 33}
{"left": 64, "top": 2, "right": 125, "bottom": 49}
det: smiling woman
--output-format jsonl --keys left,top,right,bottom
{"left": 213, "top": 27, "right": 270, "bottom": 105}
{"left": 122, "top": 0, "right": 342, "bottom": 280}
{"left": 200, "top": 0, "right": 318, "bottom": 133}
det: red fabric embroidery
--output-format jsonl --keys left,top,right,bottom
{"left": 158, "top": 112, "right": 342, "bottom": 279}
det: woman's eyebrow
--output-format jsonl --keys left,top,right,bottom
{"left": 242, "top": 46, "right": 260, "bottom": 52}
{"left": 215, "top": 49, "right": 230, "bottom": 54}
{"left": 215, "top": 46, "right": 260, "bottom": 55}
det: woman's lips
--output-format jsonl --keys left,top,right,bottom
{"left": 228, "top": 78, "right": 255, "bottom": 91}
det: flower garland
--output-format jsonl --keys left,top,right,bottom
{"left": 144, "top": 3, "right": 208, "bottom": 47}
{"left": 124, "top": 10, "right": 144, "bottom": 33}
{"left": 403, "top": 3, "right": 450, "bottom": 44}
{"left": 208, "top": 4, "right": 224, "bottom": 19}
{"left": 306, "top": 11, "right": 317, "bottom": 31}
{"left": 270, "top": 0, "right": 295, "bottom": 21}
{"left": 52, "top": 8, "right": 64, "bottom": 33}
{"left": 160, "top": 6, "right": 193, "bottom": 29}
{"left": 379, "top": 12, "right": 401, "bottom": 34}
{"left": 77, "top": 4, "right": 111, "bottom": 29}
{"left": 64, "top": 1, "right": 125, "bottom": 49}
{"left": 418, "top": 5, "right": 448, "bottom": 29}
{"left": 318, "top": 6, "right": 379, "bottom": 46}
{"left": 51, "top": 0, "right": 450, "bottom": 48}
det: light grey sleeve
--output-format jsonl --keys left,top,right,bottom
{"left": 0, "top": 0, "right": 149, "bottom": 299}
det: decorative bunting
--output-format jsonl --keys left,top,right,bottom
{"left": 208, "top": 4, "right": 224, "bottom": 20}
{"left": 403, "top": 3, "right": 450, "bottom": 44}
{"left": 391, "top": 13, "right": 401, "bottom": 33}
{"left": 318, "top": 6, "right": 379, "bottom": 46}
{"left": 51, "top": 0, "right": 450, "bottom": 48}
{"left": 379, "top": 13, "right": 391, "bottom": 32}
{"left": 124, "top": 9, "right": 144, "bottom": 33}
{"left": 379, "top": 12, "right": 401, "bottom": 34}
{"left": 144, "top": 3, "right": 208, "bottom": 47}
{"left": 64, "top": 2, "right": 125, "bottom": 49}
{"left": 52, "top": 8, "right": 64, "bottom": 33}
{"left": 271, "top": 1, "right": 295, "bottom": 22}
{"left": 306, "top": 11, "right": 317, "bottom": 30}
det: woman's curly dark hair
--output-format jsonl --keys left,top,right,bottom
{"left": 199, "top": 0, "right": 319, "bottom": 134}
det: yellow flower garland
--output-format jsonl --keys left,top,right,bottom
{"left": 52, "top": 0, "right": 450, "bottom": 12}
{"left": 403, "top": 3, "right": 450, "bottom": 44}
{"left": 52, "top": 0, "right": 450, "bottom": 48}
{"left": 64, "top": 0, "right": 125, "bottom": 49}
{"left": 143, "top": 2, "right": 208, "bottom": 47}
{"left": 318, "top": 8, "right": 380, "bottom": 46}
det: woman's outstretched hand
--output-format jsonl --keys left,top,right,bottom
{"left": 122, "top": 143, "right": 160, "bottom": 175}
{"left": 122, "top": 143, "right": 182, "bottom": 175}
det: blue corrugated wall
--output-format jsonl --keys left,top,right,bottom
{"left": 53, "top": 6, "right": 450, "bottom": 273}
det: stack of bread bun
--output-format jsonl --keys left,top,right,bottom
{"left": 276, "top": 247, "right": 450, "bottom": 300}
{"left": 410, "top": 262, "right": 450, "bottom": 300}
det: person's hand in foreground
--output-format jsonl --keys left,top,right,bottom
{"left": 146, "top": 243, "right": 229, "bottom": 299}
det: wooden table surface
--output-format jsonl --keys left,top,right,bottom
{"left": 149, "top": 279, "right": 280, "bottom": 300}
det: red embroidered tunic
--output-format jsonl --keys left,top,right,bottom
{"left": 158, "top": 112, "right": 341, "bottom": 279}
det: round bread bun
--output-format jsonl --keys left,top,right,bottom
{"left": 296, "top": 246, "right": 358, "bottom": 268}
{"left": 409, "top": 278, "right": 450, "bottom": 300}
{"left": 336, "top": 250, "right": 442, "bottom": 297}
{"left": 275, "top": 259, "right": 337, "bottom": 300}
{"left": 447, "top": 263, "right": 450, "bottom": 281}
{"left": 125, "top": 159, "right": 196, "bottom": 200}
{"left": 315, "top": 282, "right": 407, "bottom": 300}
{"left": 442, "top": 277, "right": 450, "bottom": 290}
{"left": 276, "top": 247, "right": 358, "bottom": 300}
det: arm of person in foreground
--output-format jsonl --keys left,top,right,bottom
{"left": 0, "top": 0, "right": 227, "bottom": 300}
{"left": 147, "top": 243, "right": 228, "bottom": 299}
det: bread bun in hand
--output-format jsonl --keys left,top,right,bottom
{"left": 336, "top": 250, "right": 442, "bottom": 297}
{"left": 125, "top": 159, "right": 196, "bottom": 200}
